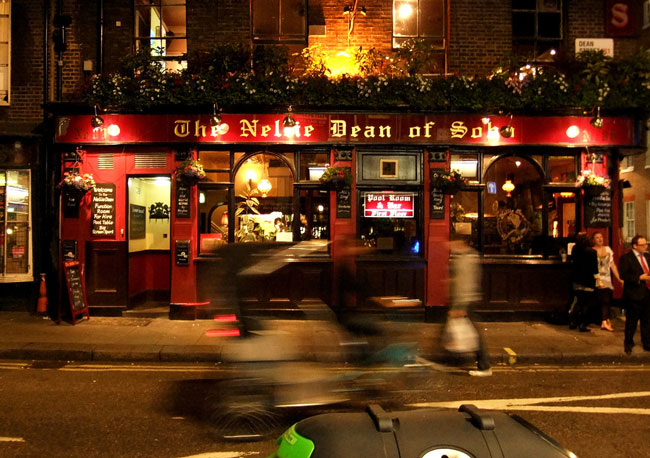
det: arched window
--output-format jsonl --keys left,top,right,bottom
{"left": 482, "top": 155, "right": 544, "bottom": 255}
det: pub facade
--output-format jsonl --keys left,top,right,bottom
{"left": 53, "top": 111, "right": 638, "bottom": 319}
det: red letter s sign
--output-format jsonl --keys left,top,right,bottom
{"left": 610, "top": 3, "right": 629, "bottom": 28}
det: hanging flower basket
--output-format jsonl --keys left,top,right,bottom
{"left": 319, "top": 166, "right": 351, "bottom": 190}
{"left": 576, "top": 170, "right": 610, "bottom": 196}
{"left": 174, "top": 158, "right": 206, "bottom": 186}
{"left": 431, "top": 170, "right": 467, "bottom": 195}
{"left": 57, "top": 172, "right": 96, "bottom": 195}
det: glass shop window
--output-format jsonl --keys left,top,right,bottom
{"left": 199, "top": 188, "right": 229, "bottom": 254}
{"left": 134, "top": 0, "right": 187, "bottom": 71}
{"left": 483, "top": 156, "right": 544, "bottom": 255}
{"left": 200, "top": 150, "right": 231, "bottom": 183}
{"left": 547, "top": 190, "right": 576, "bottom": 257}
{"left": 299, "top": 152, "right": 330, "bottom": 181}
{"left": 252, "top": 0, "right": 306, "bottom": 43}
{"left": 548, "top": 156, "right": 576, "bottom": 183}
{"left": 235, "top": 153, "right": 294, "bottom": 243}
{"left": 359, "top": 191, "right": 422, "bottom": 257}
{"left": 450, "top": 191, "right": 479, "bottom": 249}
{"left": 0, "top": 169, "right": 32, "bottom": 279}
{"left": 297, "top": 189, "right": 330, "bottom": 254}
{"left": 450, "top": 153, "right": 479, "bottom": 182}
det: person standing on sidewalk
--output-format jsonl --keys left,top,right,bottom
{"left": 569, "top": 232, "right": 599, "bottom": 332}
{"left": 592, "top": 232, "right": 623, "bottom": 332}
{"left": 618, "top": 234, "right": 650, "bottom": 355}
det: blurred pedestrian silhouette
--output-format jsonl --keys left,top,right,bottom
{"left": 445, "top": 237, "right": 492, "bottom": 376}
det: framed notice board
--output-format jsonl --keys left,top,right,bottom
{"left": 62, "top": 260, "right": 90, "bottom": 325}
{"left": 584, "top": 187, "right": 612, "bottom": 228}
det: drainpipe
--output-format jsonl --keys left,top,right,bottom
{"left": 98, "top": 0, "right": 104, "bottom": 73}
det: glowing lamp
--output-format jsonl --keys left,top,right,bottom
{"left": 502, "top": 179, "right": 515, "bottom": 197}
{"left": 107, "top": 124, "right": 120, "bottom": 136}
{"left": 566, "top": 125, "right": 580, "bottom": 138}
{"left": 258, "top": 178, "right": 272, "bottom": 197}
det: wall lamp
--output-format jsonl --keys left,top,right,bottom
{"left": 500, "top": 114, "right": 514, "bottom": 138}
{"left": 590, "top": 106, "right": 603, "bottom": 129}
{"left": 90, "top": 105, "right": 104, "bottom": 129}
{"left": 283, "top": 105, "right": 296, "bottom": 129}
{"left": 210, "top": 102, "right": 222, "bottom": 128}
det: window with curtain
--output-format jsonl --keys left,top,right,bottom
{"left": 252, "top": 0, "right": 306, "bottom": 43}
{"left": 134, "top": 0, "right": 187, "bottom": 71}
{"left": 393, "top": 0, "right": 446, "bottom": 49}
{"left": 0, "top": 1, "right": 10, "bottom": 105}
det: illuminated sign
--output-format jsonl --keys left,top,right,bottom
{"left": 364, "top": 192, "right": 414, "bottom": 218}
{"left": 54, "top": 113, "right": 638, "bottom": 147}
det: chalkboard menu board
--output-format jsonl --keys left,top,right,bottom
{"left": 336, "top": 186, "right": 352, "bottom": 218}
{"left": 430, "top": 169, "right": 445, "bottom": 219}
{"left": 585, "top": 187, "right": 612, "bottom": 228}
{"left": 91, "top": 183, "right": 116, "bottom": 237}
{"left": 63, "top": 260, "right": 89, "bottom": 324}
{"left": 176, "top": 184, "right": 190, "bottom": 218}
{"left": 129, "top": 204, "right": 146, "bottom": 239}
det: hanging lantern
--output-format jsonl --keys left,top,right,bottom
{"left": 502, "top": 179, "right": 515, "bottom": 197}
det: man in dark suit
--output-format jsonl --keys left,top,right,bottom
{"left": 618, "top": 234, "right": 650, "bottom": 355}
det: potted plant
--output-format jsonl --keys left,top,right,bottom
{"left": 57, "top": 172, "right": 96, "bottom": 195}
{"left": 576, "top": 170, "right": 610, "bottom": 196}
{"left": 431, "top": 169, "right": 467, "bottom": 195}
{"left": 319, "top": 166, "right": 351, "bottom": 190}
{"left": 174, "top": 158, "right": 206, "bottom": 186}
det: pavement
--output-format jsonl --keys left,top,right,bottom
{"left": 0, "top": 311, "right": 648, "bottom": 366}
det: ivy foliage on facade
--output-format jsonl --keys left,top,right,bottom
{"left": 81, "top": 42, "right": 650, "bottom": 114}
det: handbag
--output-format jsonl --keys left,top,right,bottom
{"left": 442, "top": 316, "right": 480, "bottom": 353}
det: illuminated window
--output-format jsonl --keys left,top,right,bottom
{"left": 252, "top": 0, "right": 306, "bottom": 43}
{"left": 134, "top": 0, "right": 187, "bottom": 71}
{"left": 0, "top": 1, "right": 10, "bottom": 105}
{"left": 392, "top": 0, "right": 446, "bottom": 49}
{"left": 512, "top": 0, "right": 562, "bottom": 60}
{"left": 0, "top": 170, "right": 32, "bottom": 279}
{"left": 624, "top": 201, "right": 635, "bottom": 243}
{"left": 548, "top": 156, "right": 576, "bottom": 183}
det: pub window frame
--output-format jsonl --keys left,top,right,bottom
{"left": 0, "top": 1, "right": 10, "bottom": 105}
{"left": 134, "top": 0, "right": 187, "bottom": 71}
{"left": 251, "top": 0, "right": 307, "bottom": 44}
{"left": 512, "top": 0, "right": 563, "bottom": 60}
{"left": 0, "top": 168, "right": 32, "bottom": 281}
{"left": 392, "top": 0, "right": 447, "bottom": 49}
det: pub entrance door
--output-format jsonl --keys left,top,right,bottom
{"left": 126, "top": 176, "right": 172, "bottom": 310}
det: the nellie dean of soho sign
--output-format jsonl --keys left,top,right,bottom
{"left": 55, "top": 113, "right": 636, "bottom": 147}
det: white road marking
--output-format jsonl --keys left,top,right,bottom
{"left": 177, "top": 452, "right": 259, "bottom": 458}
{"left": 0, "top": 437, "right": 25, "bottom": 442}
{"left": 410, "top": 391, "right": 650, "bottom": 415}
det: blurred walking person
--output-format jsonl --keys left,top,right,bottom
{"left": 618, "top": 234, "right": 650, "bottom": 355}
{"left": 592, "top": 231, "right": 623, "bottom": 332}
{"left": 445, "top": 237, "right": 491, "bottom": 377}
{"left": 569, "top": 232, "right": 598, "bottom": 332}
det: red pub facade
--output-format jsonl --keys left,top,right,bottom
{"left": 54, "top": 111, "right": 638, "bottom": 319}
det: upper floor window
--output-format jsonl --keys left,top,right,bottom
{"left": 0, "top": 1, "right": 10, "bottom": 105}
{"left": 135, "top": 0, "right": 187, "bottom": 72}
{"left": 392, "top": 0, "right": 446, "bottom": 49}
{"left": 252, "top": 0, "right": 306, "bottom": 43}
{"left": 512, "top": 0, "right": 562, "bottom": 60}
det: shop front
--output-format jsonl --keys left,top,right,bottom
{"left": 53, "top": 112, "right": 638, "bottom": 319}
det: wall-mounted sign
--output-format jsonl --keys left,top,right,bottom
{"left": 364, "top": 192, "right": 414, "bottom": 218}
{"left": 91, "top": 183, "right": 116, "bottom": 237}
{"left": 175, "top": 240, "right": 190, "bottom": 265}
{"left": 605, "top": 0, "right": 641, "bottom": 37}
{"left": 575, "top": 38, "right": 614, "bottom": 57}
{"left": 430, "top": 188, "right": 445, "bottom": 220}
{"left": 176, "top": 184, "right": 190, "bottom": 218}
{"left": 62, "top": 240, "right": 78, "bottom": 260}
{"left": 129, "top": 204, "right": 146, "bottom": 239}
{"left": 585, "top": 188, "right": 612, "bottom": 228}
{"left": 54, "top": 113, "right": 638, "bottom": 147}
{"left": 336, "top": 186, "right": 351, "bottom": 218}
